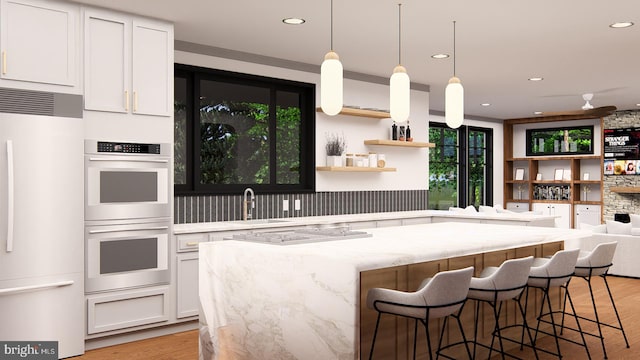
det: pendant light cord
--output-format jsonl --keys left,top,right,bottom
{"left": 453, "top": 20, "right": 456, "bottom": 76}
{"left": 398, "top": 3, "right": 402, "bottom": 65}
{"left": 330, "top": 0, "right": 334, "bottom": 50}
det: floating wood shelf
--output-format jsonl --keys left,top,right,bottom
{"left": 610, "top": 187, "right": 640, "bottom": 194}
{"left": 316, "top": 166, "right": 396, "bottom": 172}
{"left": 316, "top": 107, "right": 390, "bottom": 119}
{"left": 364, "top": 139, "right": 435, "bottom": 148}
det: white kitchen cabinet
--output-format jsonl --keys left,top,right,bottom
{"left": 86, "top": 286, "right": 169, "bottom": 335}
{"left": 0, "top": 0, "right": 79, "bottom": 90}
{"left": 506, "top": 202, "right": 529, "bottom": 213}
{"left": 532, "top": 202, "right": 571, "bottom": 228}
{"left": 176, "top": 253, "right": 199, "bottom": 318}
{"left": 177, "top": 232, "right": 208, "bottom": 252}
{"left": 574, "top": 204, "right": 601, "bottom": 229}
{"left": 84, "top": 8, "right": 172, "bottom": 116}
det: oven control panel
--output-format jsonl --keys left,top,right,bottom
{"left": 96, "top": 141, "right": 161, "bottom": 154}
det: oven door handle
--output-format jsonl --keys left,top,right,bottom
{"left": 88, "top": 226, "right": 169, "bottom": 234}
{"left": 88, "top": 157, "right": 169, "bottom": 164}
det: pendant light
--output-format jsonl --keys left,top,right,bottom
{"left": 390, "top": 3, "right": 410, "bottom": 123}
{"left": 445, "top": 21, "right": 464, "bottom": 129}
{"left": 320, "top": 0, "right": 343, "bottom": 116}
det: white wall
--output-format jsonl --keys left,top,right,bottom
{"left": 429, "top": 115, "right": 505, "bottom": 206}
{"left": 175, "top": 50, "right": 430, "bottom": 192}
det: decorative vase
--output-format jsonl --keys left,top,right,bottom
{"left": 326, "top": 155, "right": 343, "bottom": 167}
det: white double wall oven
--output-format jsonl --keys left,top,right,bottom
{"left": 84, "top": 140, "right": 171, "bottom": 293}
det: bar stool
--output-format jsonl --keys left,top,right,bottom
{"left": 366, "top": 266, "right": 474, "bottom": 360}
{"left": 522, "top": 248, "right": 591, "bottom": 359}
{"left": 466, "top": 256, "right": 536, "bottom": 359}
{"left": 561, "top": 241, "right": 629, "bottom": 359}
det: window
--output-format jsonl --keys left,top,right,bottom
{"left": 526, "top": 125, "right": 594, "bottom": 156}
{"left": 428, "top": 123, "right": 493, "bottom": 209}
{"left": 174, "top": 64, "right": 315, "bottom": 195}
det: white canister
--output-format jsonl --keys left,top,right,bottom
{"left": 368, "top": 153, "right": 377, "bottom": 168}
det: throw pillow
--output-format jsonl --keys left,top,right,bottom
{"left": 462, "top": 205, "right": 478, "bottom": 214}
{"left": 630, "top": 214, "right": 640, "bottom": 228}
{"left": 631, "top": 228, "right": 640, "bottom": 236}
{"left": 606, "top": 220, "right": 632, "bottom": 235}
{"left": 580, "top": 222, "right": 607, "bottom": 233}
{"left": 479, "top": 205, "right": 498, "bottom": 214}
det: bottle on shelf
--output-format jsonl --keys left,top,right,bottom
{"left": 391, "top": 122, "right": 398, "bottom": 140}
{"left": 406, "top": 122, "right": 412, "bottom": 142}
{"left": 399, "top": 126, "right": 406, "bottom": 141}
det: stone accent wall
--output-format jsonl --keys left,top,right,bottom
{"left": 603, "top": 110, "right": 640, "bottom": 220}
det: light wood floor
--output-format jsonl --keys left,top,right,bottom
{"left": 73, "top": 276, "right": 640, "bottom": 360}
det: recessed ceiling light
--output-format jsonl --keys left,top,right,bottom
{"left": 534, "top": 111, "right": 543, "bottom": 115}
{"left": 282, "top": 17, "right": 305, "bottom": 25}
{"left": 528, "top": 77, "right": 544, "bottom": 82}
{"left": 609, "top": 22, "right": 634, "bottom": 28}
{"left": 431, "top": 53, "right": 449, "bottom": 59}
{"left": 481, "top": 103, "right": 491, "bottom": 107}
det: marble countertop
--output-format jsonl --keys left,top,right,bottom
{"left": 198, "top": 222, "right": 590, "bottom": 360}
{"left": 199, "top": 222, "right": 587, "bottom": 272}
{"left": 175, "top": 210, "right": 557, "bottom": 234}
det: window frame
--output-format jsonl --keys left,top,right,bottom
{"left": 428, "top": 122, "right": 493, "bottom": 208}
{"left": 174, "top": 64, "right": 316, "bottom": 195}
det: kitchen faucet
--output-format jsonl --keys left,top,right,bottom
{"left": 243, "top": 187, "right": 255, "bottom": 220}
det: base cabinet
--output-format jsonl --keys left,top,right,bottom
{"left": 574, "top": 204, "right": 602, "bottom": 228}
{"left": 176, "top": 253, "right": 199, "bottom": 318}
{"left": 532, "top": 203, "right": 571, "bottom": 228}
{"left": 506, "top": 202, "right": 529, "bottom": 213}
{"left": 86, "top": 286, "right": 169, "bottom": 335}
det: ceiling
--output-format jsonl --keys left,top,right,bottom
{"left": 73, "top": 0, "right": 640, "bottom": 120}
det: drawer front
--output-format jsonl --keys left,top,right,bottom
{"left": 177, "top": 233, "right": 208, "bottom": 252}
{"left": 87, "top": 286, "right": 169, "bottom": 334}
{"left": 506, "top": 202, "right": 529, "bottom": 213}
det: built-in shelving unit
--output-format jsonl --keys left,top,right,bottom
{"left": 610, "top": 187, "right": 640, "bottom": 194}
{"left": 503, "top": 114, "right": 606, "bottom": 228}
{"left": 316, "top": 166, "right": 396, "bottom": 172}
{"left": 315, "top": 107, "right": 390, "bottom": 119}
{"left": 364, "top": 139, "right": 435, "bottom": 148}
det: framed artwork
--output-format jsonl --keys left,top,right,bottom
{"left": 554, "top": 168, "right": 564, "bottom": 181}
{"left": 515, "top": 168, "right": 525, "bottom": 180}
{"left": 562, "top": 169, "right": 572, "bottom": 181}
{"left": 536, "top": 173, "right": 542, "bottom": 181}
{"left": 583, "top": 173, "right": 590, "bottom": 180}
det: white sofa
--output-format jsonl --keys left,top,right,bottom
{"left": 564, "top": 217, "right": 640, "bottom": 278}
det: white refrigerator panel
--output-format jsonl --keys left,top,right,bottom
{"left": 0, "top": 272, "right": 84, "bottom": 357}
{"left": 0, "top": 114, "right": 83, "bottom": 279}
{"left": 0, "top": 113, "right": 84, "bottom": 358}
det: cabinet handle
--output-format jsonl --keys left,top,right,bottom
{"left": 186, "top": 242, "right": 199, "bottom": 246}
{"left": 133, "top": 91, "right": 138, "bottom": 112}
{"left": 2, "top": 51, "right": 6, "bottom": 75}
{"left": 124, "top": 90, "right": 129, "bottom": 111}
{"left": 6, "top": 141, "right": 14, "bottom": 252}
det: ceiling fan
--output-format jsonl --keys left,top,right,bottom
{"left": 540, "top": 93, "right": 616, "bottom": 117}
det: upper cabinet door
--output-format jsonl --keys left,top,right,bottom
{"left": 0, "top": 0, "right": 78, "bottom": 86}
{"left": 132, "top": 19, "right": 173, "bottom": 117}
{"left": 84, "top": 9, "right": 130, "bottom": 113}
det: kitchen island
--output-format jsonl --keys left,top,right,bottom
{"left": 199, "top": 222, "right": 589, "bottom": 360}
